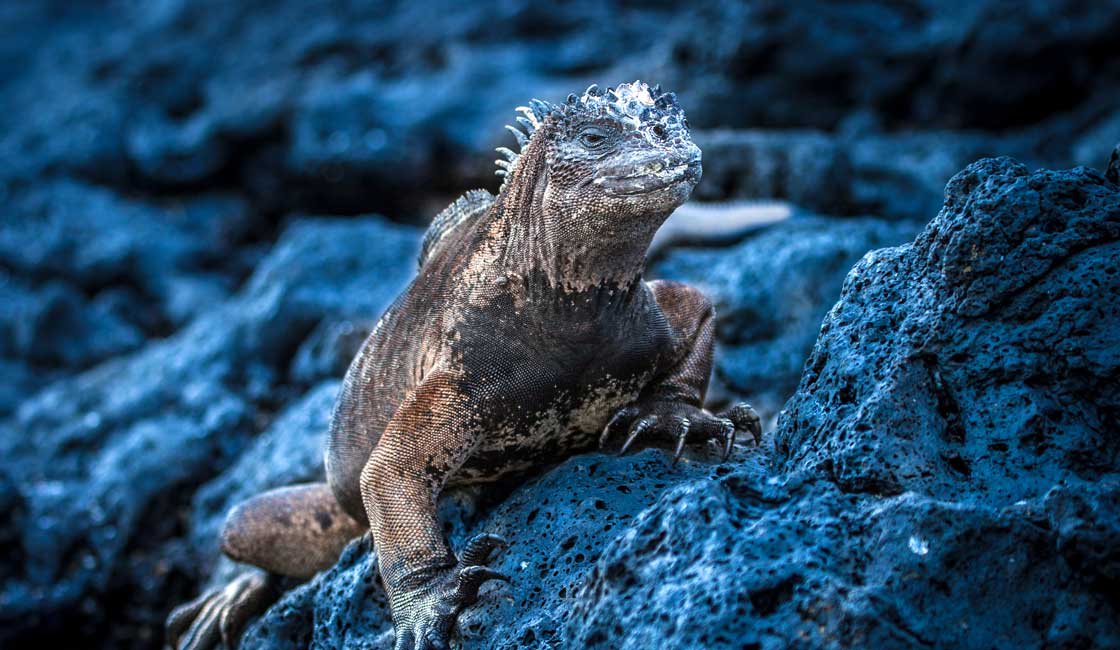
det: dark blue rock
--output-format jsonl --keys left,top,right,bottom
{"left": 653, "top": 215, "right": 919, "bottom": 417}
{"left": 0, "top": 176, "right": 258, "bottom": 433}
{"left": 572, "top": 472, "right": 1120, "bottom": 649}
{"left": 289, "top": 319, "right": 380, "bottom": 387}
{"left": 0, "top": 217, "right": 419, "bottom": 647}
{"left": 1108, "top": 142, "right": 1120, "bottom": 184}
{"left": 571, "top": 159, "right": 1120, "bottom": 649}
{"left": 2, "top": 1, "right": 1119, "bottom": 648}
{"left": 691, "top": 130, "right": 855, "bottom": 215}
{"left": 189, "top": 380, "right": 340, "bottom": 566}
{"left": 0, "top": 359, "right": 47, "bottom": 418}
{"left": 0, "top": 466, "right": 26, "bottom": 582}
{"left": 0, "top": 182, "right": 249, "bottom": 292}
{"left": 657, "top": 0, "right": 1120, "bottom": 134}
{"left": 692, "top": 128, "right": 1043, "bottom": 221}
{"left": 3, "top": 1, "right": 1116, "bottom": 216}
{"left": 0, "top": 277, "right": 144, "bottom": 368}
{"left": 775, "top": 158, "right": 1120, "bottom": 503}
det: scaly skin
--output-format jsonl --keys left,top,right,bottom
{"left": 166, "top": 81, "right": 761, "bottom": 650}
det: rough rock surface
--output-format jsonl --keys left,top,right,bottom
{"left": 240, "top": 452, "right": 739, "bottom": 650}
{"left": 653, "top": 216, "right": 920, "bottom": 419}
{"left": 188, "top": 380, "right": 340, "bottom": 565}
{"left": 0, "top": 181, "right": 256, "bottom": 414}
{"left": 2, "top": 1, "right": 1117, "bottom": 217}
{"left": 572, "top": 160, "right": 1120, "bottom": 649}
{"left": 776, "top": 158, "right": 1120, "bottom": 502}
{"left": 692, "top": 128, "right": 1053, "bottom": 222}
{"left": 0, "top": 218, "right": 418, "bottom": 648}
{"left": 2, "top": 0, "right": 1116, "bottom": 419}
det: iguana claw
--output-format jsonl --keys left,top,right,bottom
{"left": 600, "top": 407, "right": 639, "bottom": 447}
{"left": 601, "top": 400, "right": 761, "bottom": 463}
{"left": 457, "top": 532, "right": 507, "bottom": 565}
{"left": 722, "top": 402, "right": 762, "bottom": 445}
{"left": 620, "top": 416, "right": 656, "bottom": 455}
{"left": 456, "top": 565, "right": 510, "bottom": 600}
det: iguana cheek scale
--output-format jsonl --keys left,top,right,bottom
{"left": 167, "top": 81, "right": 761, "bottom": 650}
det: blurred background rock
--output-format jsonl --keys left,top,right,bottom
{"left": 0, "top": 2, "right": 1117, "bottom": 649}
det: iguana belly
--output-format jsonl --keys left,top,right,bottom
{"left": 451, "top": 370, "right": 655, "bottom": 484}
{"left": 443, "top": 277, "right": 678, "bottom": 485}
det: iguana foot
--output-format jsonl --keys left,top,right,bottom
{"left": 391, "top": 534, "right": 509, "bottom": 650}
{"left": 166, "top": 570, "right": 278, "bottom": 650}
{"left": 601, "top": 400, "right": 761, "bottom": 463}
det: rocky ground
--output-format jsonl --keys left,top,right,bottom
{"left": 1, "top": 1, "right": 1118, "bottom": 649}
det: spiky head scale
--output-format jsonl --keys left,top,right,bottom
{"left": 495, "top": 81, "right": 689, "bottom": 190}
{"left": 569, "top": 81, "right": 684, "bottom": 128}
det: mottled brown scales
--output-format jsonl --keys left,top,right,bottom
{"left": 167, "top": 81, "right": 761, "bottom": 650}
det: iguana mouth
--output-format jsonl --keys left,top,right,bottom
{"left": 594, "top": 158, "right": 701, "bottom": 196}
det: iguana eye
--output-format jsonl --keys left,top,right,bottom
{"left": 579, "top": 127, "right": 609, "bottom": 149}
{"left": 652, "top": 124, "right": 667, "bottom": 139}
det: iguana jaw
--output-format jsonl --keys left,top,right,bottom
{"left": 592, "top": 156, "right": 701, "bottom": 197}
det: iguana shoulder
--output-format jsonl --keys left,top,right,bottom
{"left": 417, "top": 189, "right": 495, "bottom": 268}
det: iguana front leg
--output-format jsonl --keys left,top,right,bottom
{"left": 360, "top": 370, "right": 508, "bottom": 650}
{"left": 602, "top": 280, "right": 761, "bottom": 462}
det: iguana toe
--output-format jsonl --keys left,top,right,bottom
{"left": 391, "top": 533, "right": 509, "bottom": 650}
{"left": 669, "top": 416, "right": 693, "bottom": 465}
{"left": 456, "top": 564, "right": 510, "bottom": 600}
{"left": 721, "top": 402, "right": 762, "bottom": 445}
{"left": 166, "top": 570, "right": 276, "bottom": 650}
{"left": 599, "top": 406, "right": 640, "bottom": 447}
{"left": 620, "top": 416, "right": 658, "bottom": 455}
{"left": 457, "top": 532, "right": 507, "bottom": 566}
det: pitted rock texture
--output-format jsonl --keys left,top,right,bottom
{"left": 240, "top": 451, "right": 749, "bottom": 650}
{"left": 2, "top": 0, "right": 1116, "bottom": 431}
{"left": 0, "top": 182, "right": 256, "bottom": 414}
{"left": 653, "top": 215, "right": 919, "bottom": 417}
{"left": 2, "top": 1, "right": 1117, "bottom": 217}
{"left": 188, "top": 380, "right": 340, "bottom": 565}
{"left": 0, "top": 218, "right": 418, "bottom": 648}
{"left": 775, "top": 157, "right": 1120, "bottom": 502}
{"left": 571, "top": 473, "right": 1119, "bottom": 650}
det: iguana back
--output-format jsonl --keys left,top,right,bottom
{"left": 417, "top": 189, "right": 494, "bottom": 268}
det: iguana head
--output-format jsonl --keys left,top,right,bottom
{"left": 496, "top": 81, "right": 701, "bottom": 223}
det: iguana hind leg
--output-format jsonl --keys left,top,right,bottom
{"left": 167, "top": 483, "right": 365, "bottom": 650}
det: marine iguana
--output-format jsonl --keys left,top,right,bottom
{"left": 166, "top": 81, "right": 761, "bottom": 650}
